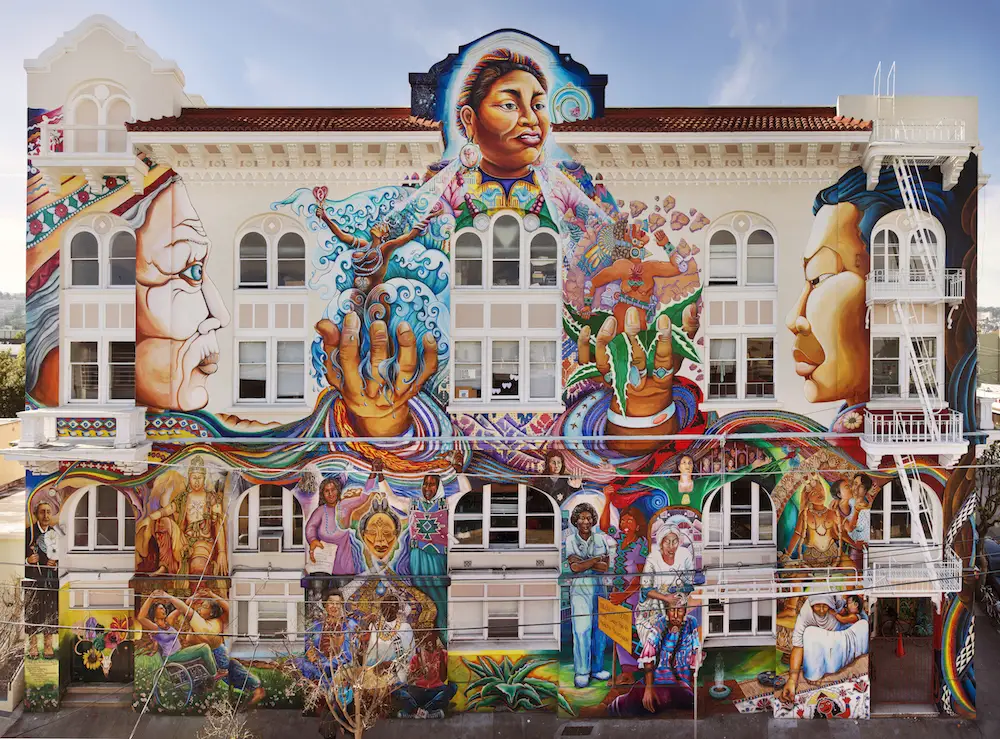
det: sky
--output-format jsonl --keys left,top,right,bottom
{"left": 0, "top": 0, "right": 997, "bottom": 297}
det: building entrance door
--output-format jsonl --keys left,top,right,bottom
{"left": 870, "top": 597, "right": 935, "bottom": 707}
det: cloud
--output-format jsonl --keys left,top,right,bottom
{"left": 712, "top": 0, "right": 789, "bottom": 105}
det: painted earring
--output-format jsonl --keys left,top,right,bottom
{"left": 459, "top": 141, "right": 482, "bottom": 170}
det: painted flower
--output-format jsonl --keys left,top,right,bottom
{"left": 54, "top": 203, "right": 68, "bottom": 218}
{"left": 841, "top": 411, "right": 864, "bottom": 431}
{"left": 83, "top": 648, "right": 103, "bottom": 670}
{"left": 28, "top": 220, "right": 43, "bottom": 235}
{"left": 104, "top": 176, "right": 118, "bottom": 190}
{"left": 83, "top": 616, "right": 100, "bottom": 642}
{"left": 77, "top": 190, "right": 90, "bottom": 204}
{"left": 109, "top": 616, "right": 130, "bottom": 639}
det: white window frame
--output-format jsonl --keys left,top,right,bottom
{"left": 64, "top": 338, "right": 135, "bottom": 405}
{"left": 451, "top": 213, "right": 561, "bottom": 293}
{"left": 235, "top": 220, "right": 308, "bottom": 291}
{"left": 706, "top": 335, "right": 775, "bottom": 401}
{"left": 232, "top": 581, "right": 304, "bottom": 645}
{"left": 869, "top": 329, "right": 944, "bottom": 402}
{"left": 704, "top": 482, "right": 775, "bottom": 547}
{"left": 706, "top": 597, "right": 776, "bottom": 638}
{"left": 68, "top": 587, "right": 132, "bottom": 609}
{"left": 66, "top": 82, "right": 134, "bottom": 154}
{"left": 64, "top": 225, "right": 136, "bottom": 290}
{"left": 450, "top": 337, "right": 560, "bottom": 407}
{"left": 704, "top": 215, "right": 777, "bottom": 287}
{"left": 869, "top": 211, "right": 946, "bottom": 285}
{"left": 234, "top": 337, "right": 307, "bottom": 405}
{"left": 233, "top": 485, "right": 305, "bottom": 552}
{"left": 448, "top": 578, "right": 560, "bottom": 645}
{"left": 69, "top": 486, "right": 135, "bottom": 553}
{"left": 450, "top": 483, "right": 560, "bottom": 551}
{"left": 869, "top": 481, "right": 940, "bottom": 545}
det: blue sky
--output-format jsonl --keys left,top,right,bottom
{"left": 0, "top": 0, "right": 997, "bottom": 295}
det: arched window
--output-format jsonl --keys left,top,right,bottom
{"left": 873, "top": 228, "right": 901, "bottom": 276}
{"left": 869, "top": 480, "right": 939, "bottom": 544}
{"left": 70, "top": 231, "right": 100, "bottom": 286}
{"left": 67, "top": 225, "right": 136, "bottom": 289}
{"left": 66, "top": 83, "right": 134, "bottom": 154}
{"left": 276, "top": 232, "right": 306, "bottom": 287}
{"left": 239, "top": 232, "right": 269, "bottom": 287}
{"left": 109, "top": 231, "right": 136, "bottom": 286}
{"left": 451, "top": 483, "right": 558, "bottom": 549}
{"left": 705, "top": 479, "right": 774, "bottom": 547}
{"left": 909, "top": 229, "right": 938, "bottom": 283}
{"left": 70, "top": 486, "right": 135, "bottom": 551}
{"left": 529, "top": 232, "right": 558, "bottom": 287}
{"left": 492, "top": 215, "right": 521, "bottom": 287}
{"left": 455, "top": 232, "right": 483, "bottom": 287}
{"left": 708, "top": 230, "right": 738, "bottom": 285}
{"left": 745, "top": 230, "right": 775, "bottom": 285}
{"left": 235, "top": 485, "right": 304, "bottom": 552}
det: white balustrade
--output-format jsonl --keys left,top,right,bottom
{"left": 866, "top": 267, "right": 965, "bottom": 303}
{"left": 863, "top": 408, "right": 964, "bottom": 445}
{"left": 872, "top": 118, "right": 967, "bottom": 145}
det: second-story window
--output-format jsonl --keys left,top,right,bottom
{"left": 237, "top": 339, "right": 306, "bottom": 404}
{"left": 707, "top": 336, "right": 775, "bottom": 401}
{"left": 492, "top": 215, "right": 520, "bottom": 287}
{"left": 704, "top": 480, "right": 774, "bottom": 547}
{"left": 706, "top": 214, "right": 777, "bottom": 287}
{"left": 871, "top": 334, "right": 941, "bottom": 400}
{"left": 452, "top": 212, "right": 560, "bottom": 291}
{"left": 452, "top": 483, "right": 558, "bottom": 550}
{"left": 69, "top": 340, "right": 135, "bottom": 403}
{"left": 237, "top": 220, "right": 307, "bottom": 290}
{"left": 70, "top": 486, "right": 136, "bottom": 552}
{"left": 235, "top": 484, "right": 304, "bottom": 552}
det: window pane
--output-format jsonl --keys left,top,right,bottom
{"left": 491, "top": 341, "right": 519, "bottom": 399}
{"left": 70, "top": 342, "right": 99, "bottom": 401}
{"left": 529, "top": 233, "right": 558, "bottom": 287}
{"left": 492, "top": 215, "right": 520, "bottom": 287}
{"left": 525, "top": 514, "right": 555, "bottom": 545}
{"left": 124, "top": 515, "right": 135, "bottom": 548}
{"left": 109, "top": 341, "right": 135, "bottom": 400}
{"left": 910, "top": 336, "right": 938, "bottom": 397}
{"left": 239, "top": 341, "right": 267, "bottom": 399}
{"left": 72, "top": 259, "right": 100, "bottom": 287}
{"left": 240, "top": 232, "right": 268, "bottom": 285}
{"left": 525, "top": 489, "right": 552, "bottom": 514}
{"left": 709, "top": 230, "right": 738, "bottom": 284}
{"left": 240, "top": 341, "right": 267, "bottom": 364}
{"left": 238, "top": 495, "right": 250, "bottom": 547}
{"left": 71, "top": 231, "right": 99, "bottom": 259}
{"left": 455, "top": 491, "right": 483, "bottom": 515}
{"left": 96, "top": 486, "right": 117, "bottom": 517}
{"left": 454, "top": 341, "right": 482, "bottom": 400}
{"left": 96, "top": 518, "right": 118, "bottom": 547}
{"left": 745, "top": 231, "right": 774, "bottom": 285}
{"left": 455, "top": 233, "right": 483, "bottom": 287}
{"left": 277, "top": 232, "right": 306, "bottom": 287}
{"left": 70, "top": 342, "right": 98, "bottom": 363}
{"left": 746, "top": 337, "right": 774, "bottom": 397}
{"left": 709, "top": 339, "right": 737, "bottom": 398}
{"left": 259, "top": 485, "right": 284, "bottom": 528}
{"left": 453, "top": 518, "right": 484, "bottom": 545}
{"left": 728, "top": 599, "right": 753, "bottom": 632}
{"left": 528, "top": 341, "right": 557, "bottom": 399}
{"left": 109, "top": 232, "right": 137, "bottom": 286}
{"left": 757, "top": 607, "right": 773, "bottom": 634}
{"left": 277, "top": 341, "right": 305, "bottom": 400}
{"left": 523, "top": 599, "right": 553, "bottom": 636}
{"left": 872, "top": 337, "right": 901, "bottom": 397}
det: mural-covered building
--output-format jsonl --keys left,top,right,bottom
{"left": 10, "top": 14, "right": 984, "bottom": 721}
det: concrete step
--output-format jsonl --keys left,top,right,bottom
{"left": 61, "top": 683, "right": 133, "bottom": 708}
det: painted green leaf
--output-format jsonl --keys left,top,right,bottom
{"left": 465, "top": 676, "right": 496, "bottom": 693}
{"left": 511, "top": 659, "right": 555, "bottom": 684}
{"left": 462, "top": 657, "right": 489, "bottom": 679}
{"left": 523, "top": 677, "right": 558, "bottom": 695}
{"left": 607, "top": 333, "right": 632, "bottom": 411}
{"left": 567, "top": 362, "right": 602, "bottom": 387}
{"left": 499, "top": 656, "right": 515, "bottom": 677}
{"left": 556, "top": 691, "right": 575, "bottom": 716}
{"left": 494, "top": 683, "right": 520, "bottom": 703}
{"left": 480, "top": 656, "right": 502, "bottom": 678}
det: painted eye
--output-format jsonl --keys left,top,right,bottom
{"left": 533, "top": 102, "right": 547, "bottom": 111}
{"left": 500, "top": 102, "right": 517, "bottom": 111}
{"left": 181, "top": 263, "right": 204, "bottom": 283}
{"left": 809, "top": 272, "right": 834, "bottom": 288}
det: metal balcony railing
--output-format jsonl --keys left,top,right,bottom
{"left": 865, "top": 267, "right": 965, "bottom": 303}
{"left": 862, "top": 408, "right": 964, "bottom": 445}
{"left": 872, "top": 118, "right": 968, "bottom": 145}
{"left": 865, "top": 549, "right": 963, "bottom": 594}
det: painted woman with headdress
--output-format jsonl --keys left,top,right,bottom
{"left": 635, "top": 523, "right": 694, "bottom": 645}
{"left": 135, "top": 470, "right": 187, "bottom": 575}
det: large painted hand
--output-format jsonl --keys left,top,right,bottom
{"left": 578, "top": 306, "right": 680, "bottom": 455}
{"left": 316, "top": 312, "right": 438, "bottom": 438}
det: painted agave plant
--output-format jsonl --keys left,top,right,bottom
{"left": 461, "top": 655, "right": 573, "bottom": 715}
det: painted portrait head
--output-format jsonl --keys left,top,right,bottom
{"left": 132, "top": 175, "right": 231, "bottom": 412}
{"left": 544, "top": 450, "right": 564, "bottom": 476}
{"left": 570, "top": 502, "right": 597, "bottom": 536}
{"left": 457, "top": 49, "right": 550, "bottom": 178}
{"left": 319, "top": 476, "right": 344, "bottom": 507}
{"left": 359, "top": 495, "right": 401, "bottom": 562}
{"left": 787, "top": 166, "right": 954, "bottom": 405}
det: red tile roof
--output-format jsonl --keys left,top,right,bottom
{"left": 127, "top": 107, "right": 440, "bottom": 133}
{"left": 553, "top": 107, "right": 871, "bottom": 133}
{"left": 127, "top": 106, "right": 870, "bottom": 134}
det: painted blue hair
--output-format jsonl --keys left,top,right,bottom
{"left": 812, "top": 165, "right": 956, "bottom": 249}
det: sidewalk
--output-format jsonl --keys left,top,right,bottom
{"left": 5, "top": 603, "right": 996, "bottom": 739}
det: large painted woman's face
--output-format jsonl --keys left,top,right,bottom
{"left": 460, "top": 70, "right": 550, "bottom": 178}
{"left": 135, "top": 180, "right": 231, "bottom": 411}
{"left": 785, "top": 202, "right": 870, "bottom": 405}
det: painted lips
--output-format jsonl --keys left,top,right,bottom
{"left": 793, "top": 349, "right": 819, "bottom": 378}
{"left": 516, "top": 132, "right": 542, "bottom": 146}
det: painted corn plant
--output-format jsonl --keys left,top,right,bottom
{"left": 461, "top": 655, "right": 573, "bottom": 714}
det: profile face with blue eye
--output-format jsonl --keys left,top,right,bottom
{"left": 134, "top": 178, "right": 231, "bottom": 412}
{"left": 785, "top": 201, "right": 870, "bottom": 406}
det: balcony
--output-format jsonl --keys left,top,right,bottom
{"left": 32, "top": 121, "right": 148, "bottom": 194}
{"left": 871, "top": 118, "right": 968, "bottom": 145}
{"left": 861, "top": 408, "right": 968, "bottom": 467}
{"left": 865, "top": 267, "right": 965, "bottom": 304}
{"left": 866, "top": 549, "right": 962, "bottom": 596}
{"left": 4, "top": 406, "right": 151, "bottom": 473}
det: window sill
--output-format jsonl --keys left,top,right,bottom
{"left": 235, "top": 287, "right": 308, "bottom": 294}
{"left": 449, "top": 638, "right": 559, "bottom": 653}
{"left": 699, "top": 398, "right": 781, "bottom": 412}
{"left": 448, "top": 402, "right": 566, "bottom": 415}
{"left": 223, "top": 404, "right": 312, "bottom": 414}
{"left": 704, "top": 634, "right": 775, "bottom": 648}
{"left": 867, "top": 397, "right": 948, "bottom": 410}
